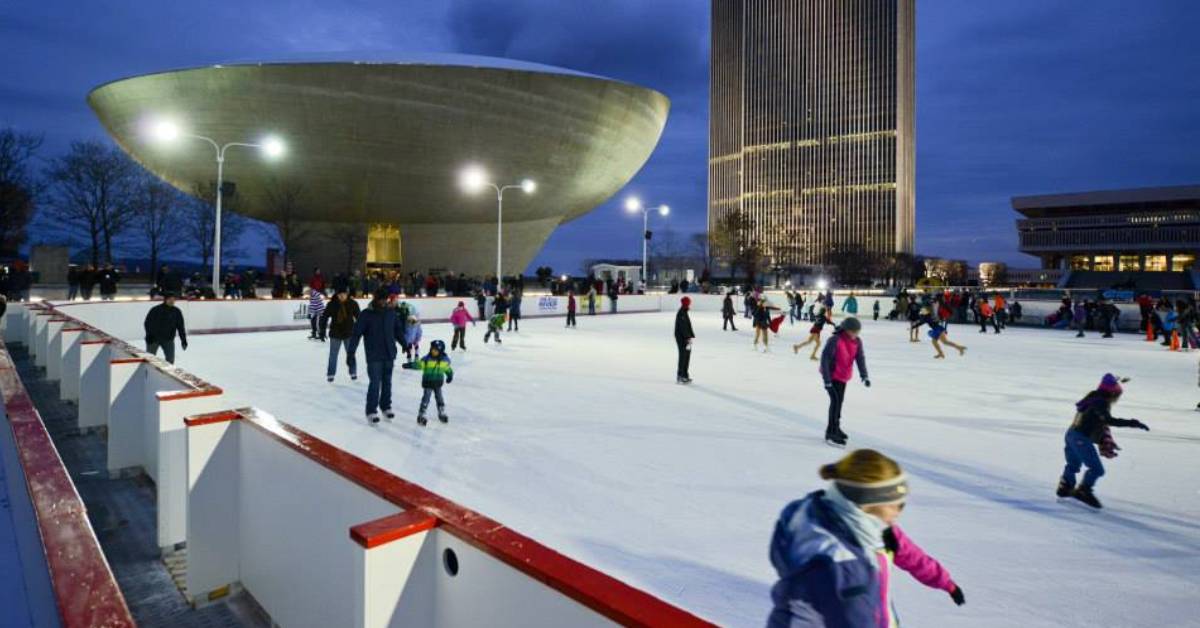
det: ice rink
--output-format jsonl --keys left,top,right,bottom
{"left": 168, "top": 309, "right": 1200, "bottom": 627}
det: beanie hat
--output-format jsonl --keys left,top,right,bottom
{"left": 1098, "top": 373, "right": 1123, "bottom": 396}
{"left": 840, "top": 317, "right": 862, "bottom": 333}
{"left": 819, "top": 449, "right": 908, "bottom": 507}
{"left": 457, "top": 301, "right": 464, "bottom": 307}
{"left": 681, "top": 296, "right": 691, "bottom": 307}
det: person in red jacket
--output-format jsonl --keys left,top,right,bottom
{"left": 566, "top": 290, "right": 577, "bottom": 328}
{"left": 309, "top": 267, "right": 326, "bottom": 294}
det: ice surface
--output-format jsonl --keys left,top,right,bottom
{"left": 168, "top": 312, "right": 1200, "bottom": 627}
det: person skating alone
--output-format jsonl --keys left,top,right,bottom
{"left": 675, "top": 296, "right": 695, "bottom": 383}
{"left": 449, "top": 301, "right": 475, "bottom": 351}
{"left": 321, "top": 287, "right": 361, "bottom": 381}
{"left": 483, "top": 310, "right": 505, "bottom": 344}
{"left": 767, "top": 449, "right": 965, "bottom": 627}
{"left": 347, "top": 289, "right": 407, "bottom": 425}
{"left": 307, "top": 287, "right": 326, "bottom": 340}
{"left": 792, "top": 307, "right": 831, "bottom": 361}
{"left": 143, "top": 293, "right": 188, "bottom": 364}
{"left": 404, "top": 339, "right": 453, "bottom": 426}
{"left": 912, "top": 307, "right": 966, "bottom": 359}
{"left": 819, "top": 317, "right": 869, "bottom": 446}
{"left": 565, "top": 290, "right": 577, "bottom": 327}
{"left": 508, "top": 289, "right": 522, "bottom": 332}
{"left": 1072, "top": 300, "right": 1088, "bottom": 338}
{"left": 873, "top": 299, "right": 880, "bottom": 321}
{"left": 722, "top": 291, "right": 738, "bottom": 331}
{"left": 1057, "top": 374, "right": 1149, "bottom": 509}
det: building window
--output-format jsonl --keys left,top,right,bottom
{"left": 1171, "top": 254, "right": 1195, "bottom": 272}
{"left": 1144, "top": 255, "right": 1167, "bottom": 272}
{"left": 1070, "top": 255, "right": 1090, "bottom": 270}
{"left": 1118, "top": 255, "right": 1140, "bottom": 271}
{"left": 1092, "top": 255, "right": 1114, "bottom": 271}
{"left": 366, "top": 224, "right": 401, "bottom": 264}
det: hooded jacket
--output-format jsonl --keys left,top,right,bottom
{"left": 1070, "top": 391, "right": 1141, "bottom": 441}
{"left": 820, "top": 330, "right": 868, "bottom": 385}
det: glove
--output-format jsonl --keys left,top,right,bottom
{"left": 862, "top": 378, "right": 871, "bottom": 388}
{"left": 824, "top": 382, "right": 833, "bottom": 389}
{"left": 181, "top": 340, "right": 188, "bottom": 351}
{"left": 1132, "top": 420, "right": 1150, "bottom": 431}
{"left": 950, "top": 586, "right": 965, "bottom": 606}
{"left": 446, "top": 374, "right": 453, "bottom": 384}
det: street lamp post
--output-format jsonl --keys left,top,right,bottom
{"left": 150, "top": 120, "right": 284, "bottom": 292}
{"left": 625, "top": 197, "right": 669, "bottom": 290}
{"left": 459, "top": 166, "right": 535, "bottom": 289}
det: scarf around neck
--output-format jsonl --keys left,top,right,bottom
{"left": 824, "top": 484, "right": 888, "bottom": 568}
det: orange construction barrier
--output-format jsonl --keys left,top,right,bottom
{"left": 1170, "top": 330, "right": 1181, "bottom": 351}
{"left": 1146, "top": 322, "right": 1155, "bottom": 341}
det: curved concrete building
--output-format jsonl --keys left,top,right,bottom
{"left": 87, "top": 54, "right": 670, "bottom": 276}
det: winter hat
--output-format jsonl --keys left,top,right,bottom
{"left": 681, "top": 296, "right": 692, "bottom": 308}
{"left": 840, "top": 317, "right": 862, "bottom": 333}
{"left": 819, "top": 449, "right": 908, "bottom": 507}
{"left": 1097, "top": 373, "right": 1123, "bottom": 396}
{"left": 457, "top": 301, "right": 464, "bottom": 307}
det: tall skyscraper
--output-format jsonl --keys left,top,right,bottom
{"left": 709, "top": 0, "right": 915, "bottom": 270}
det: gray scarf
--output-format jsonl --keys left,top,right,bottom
{"left": 824, "top": 484, "right": 887, "bottom": 569}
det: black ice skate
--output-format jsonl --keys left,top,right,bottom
{"left": 676, "top": 376, "right": 692, "bottom": 384}
{"left": 417, "top": 414, "right": 428, "bottom": 427}
{"left": 1071, "top": 487, "right": 1102, "bottom": 509}
{"left": 825, "top": 433, "right": 847, "bottom": 448}
{"left": 1056, "top": 480, "right": 1073, "bottom": 498}
{"left": 437, "top": 410, "right": 448, "bottom": 423}
{"left": 383, "top": 409, "right": 394, "bottom": 421}
{"left": 366, "top": 412, "right": 380, "bottom": 425}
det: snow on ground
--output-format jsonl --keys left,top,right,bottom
{"left": 168, "top": 312, "right": 1200, "bottom": 627}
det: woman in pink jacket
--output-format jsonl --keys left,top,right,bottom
{"left": 449, "top": 301, "right": 475, "bottom": 351}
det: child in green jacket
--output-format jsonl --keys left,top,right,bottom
{"left": 404, "top": 339, "right": 453, "bottom": 425}
{"left": 483, "top": 312, "right": 505, "bottom": 344}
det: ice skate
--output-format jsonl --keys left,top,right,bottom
{"left": 1056, "top": 480, "right": 1073, "bottom": 498}
{"left": 437, "top": 410, "right": 448, "bottom": 423}
{"left": 366, "top": 412, "right": 379, "bottom": 425}
{"left": 417, "top": 413, "right": 428, "bottom": 427}
{"left": 326, "top": 376, "right": 334, "bottom": 383}
{"left": 1071, "top": 487, "right": 1102, "bottom": 509}
{"left": 676, "top": 376, "right": 692, "bottom": 384}
{"left": 824, "top": 433, "right": 846, "bottom": 448}
{"left": 383, "top": 409, "right": 394, "bottom": 421}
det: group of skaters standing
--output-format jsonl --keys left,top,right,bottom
{"left": 63, "top": 263, "right": 120, "bottom": 301}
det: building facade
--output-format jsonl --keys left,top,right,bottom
{"left": 1014, "top": 185, "right": 1200, "bottom": 274}
{"left": 88, "top": 55, "right": 669, "bottom": 278}
{"left": 709, "top": 0, "right": 915, "bottom": 269}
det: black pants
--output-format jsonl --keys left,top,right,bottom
{"left": 723, "top": 313, "right": 737, "bottom": 330}
{"left": 451, "top": 327, "right": 466, "bottom": 350}
{"left": 566, "top": 310, "right": 576, "bottom": 327}
{"left": 310, "top": 316, "right": 326, "bottom": 338}
{"left": 676, "top": 339, "right": 691, "bottom": 378}
{"left": 147, "top": 340, "right": 175, "bottom": 364}
{"left": 508, "top": 315, "right": 519, "bottom": 331}
{"left": 826, "top": 381, "right": 846, "bottom": 437}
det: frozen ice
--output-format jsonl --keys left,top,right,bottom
{"left": 167, "top": 311, "right": 1200, "bottom": 627}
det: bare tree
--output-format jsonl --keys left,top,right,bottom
{"left": 257, "top": 180, "right": 311, "bottom": 266}
{"left": 827, "top": 244, "right": 884, "bottom": 286}
{"left": 129, "top": 171, "right": 186, "bottom": 276}
{"left": 0, "top": 128, "right": 42, "bottom": 257}
{"left": 689, "top": 232, "right": 713, "bottom": 274}
{"left": 708, "top": 208, "right": 762, "bottom": 282}
{"left": 45, "top": 140, "right": 137, "bottom": 265}
{"left": 186, "top": 181, "right": 247, "bottom": 269}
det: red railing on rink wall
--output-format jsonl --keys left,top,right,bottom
{"left": 0, "top": 338, "right": 135, "bottom": 627}
{"left": 185, "top": 407, "right": 717, "bottom": 628}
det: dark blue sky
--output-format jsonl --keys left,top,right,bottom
{"left": 2, "top": 1, "right": 1197, "bottom": 272}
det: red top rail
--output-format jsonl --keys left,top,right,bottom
{"left": 187, "top": 407, "right": 716, "bottom": 628}
{"left": 0, "top": 341, "right": 135, "bottom": 627}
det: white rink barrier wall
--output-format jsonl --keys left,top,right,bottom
{"left": 4, "top": 302, "right": 712, "bottom": 626}
{"left": 185, "top": 408, "right": 712, "bottom": 628}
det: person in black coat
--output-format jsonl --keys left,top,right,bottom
{"left": 144, "top": 294, "right": 188, "bottom": 364}
{"left": 321, "top": 288, "right": 362, "bottom": 382}
{"left": 98, "top": 264, "right": 120, "bottom": 300}
{"left": 67, "top": 266, "right": 79, "bottom": 301}
{"left": 348, "top": 289, "right": 407, "bottom": 424}
{"left": 675, "top": 296, "right": 695, "bottom": 384}
{"left": 722, "top": 292, "right": 738, "bottom": 331}
{"left": 79, "top": 265, "right": 96, "bottom": 300}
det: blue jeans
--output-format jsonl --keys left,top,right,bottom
{"left": 365, "top": 360, "right": 394, "bottom": 415}
{"left": 419, "top": 386, "right": 445, "bottom": 414}
{"left": 327, "top": 338, "right": 357, "bottom": 378}
{"left": 1062, "top": 429, "right": 1104, "bottom": 489}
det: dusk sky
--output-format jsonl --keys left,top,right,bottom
{"left": 2, "top": 0, "right": 1197, "bottom": 273}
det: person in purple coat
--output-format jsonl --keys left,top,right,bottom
{"left": 1072, "top": 300, "right": 1088, "bottom": 338}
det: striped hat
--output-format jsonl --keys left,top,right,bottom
{"left": 819, "top": 449, "right": 909, "bottom": 507}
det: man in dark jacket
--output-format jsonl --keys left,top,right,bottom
{"left": 675, "top": 296, "right": 695, "bottom": 384}
{"left": 321, "top": 287, "right": 362, "bottom": 382}
{"left": 348, "top": 289, "right": 407, "bottom": 424}
{"left": 722, "top": 292, "right": 737, "bottom": 331}
{"left": 98, "top": 264, "right": 120, "bottom": 300}
{"left": 144, "top": 294, "right": 188, "bottom": 364}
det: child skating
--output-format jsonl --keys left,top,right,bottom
{"left": 912, "top": 307, "right": 966, "bottom": 359}
{"left": 818, "top": 317, "right": 869, "bottom": 446}
{"left": 792, "top": 306, "right": 831, "bottom": 361}
{"left": 483, "top": 310, "right": 505, "bottom": 344}
{"left": 404, "top": 339, "right": 453, "bottom": 426}
{"left": 449, "top": 301, "right": 474, "bottom": 351}
{"left": 1057, "top": 374, "right": 1149, "bottom": 509}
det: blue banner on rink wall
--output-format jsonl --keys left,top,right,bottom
{"left": 537, "top": 296, "right": 559, "bottom": 312}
